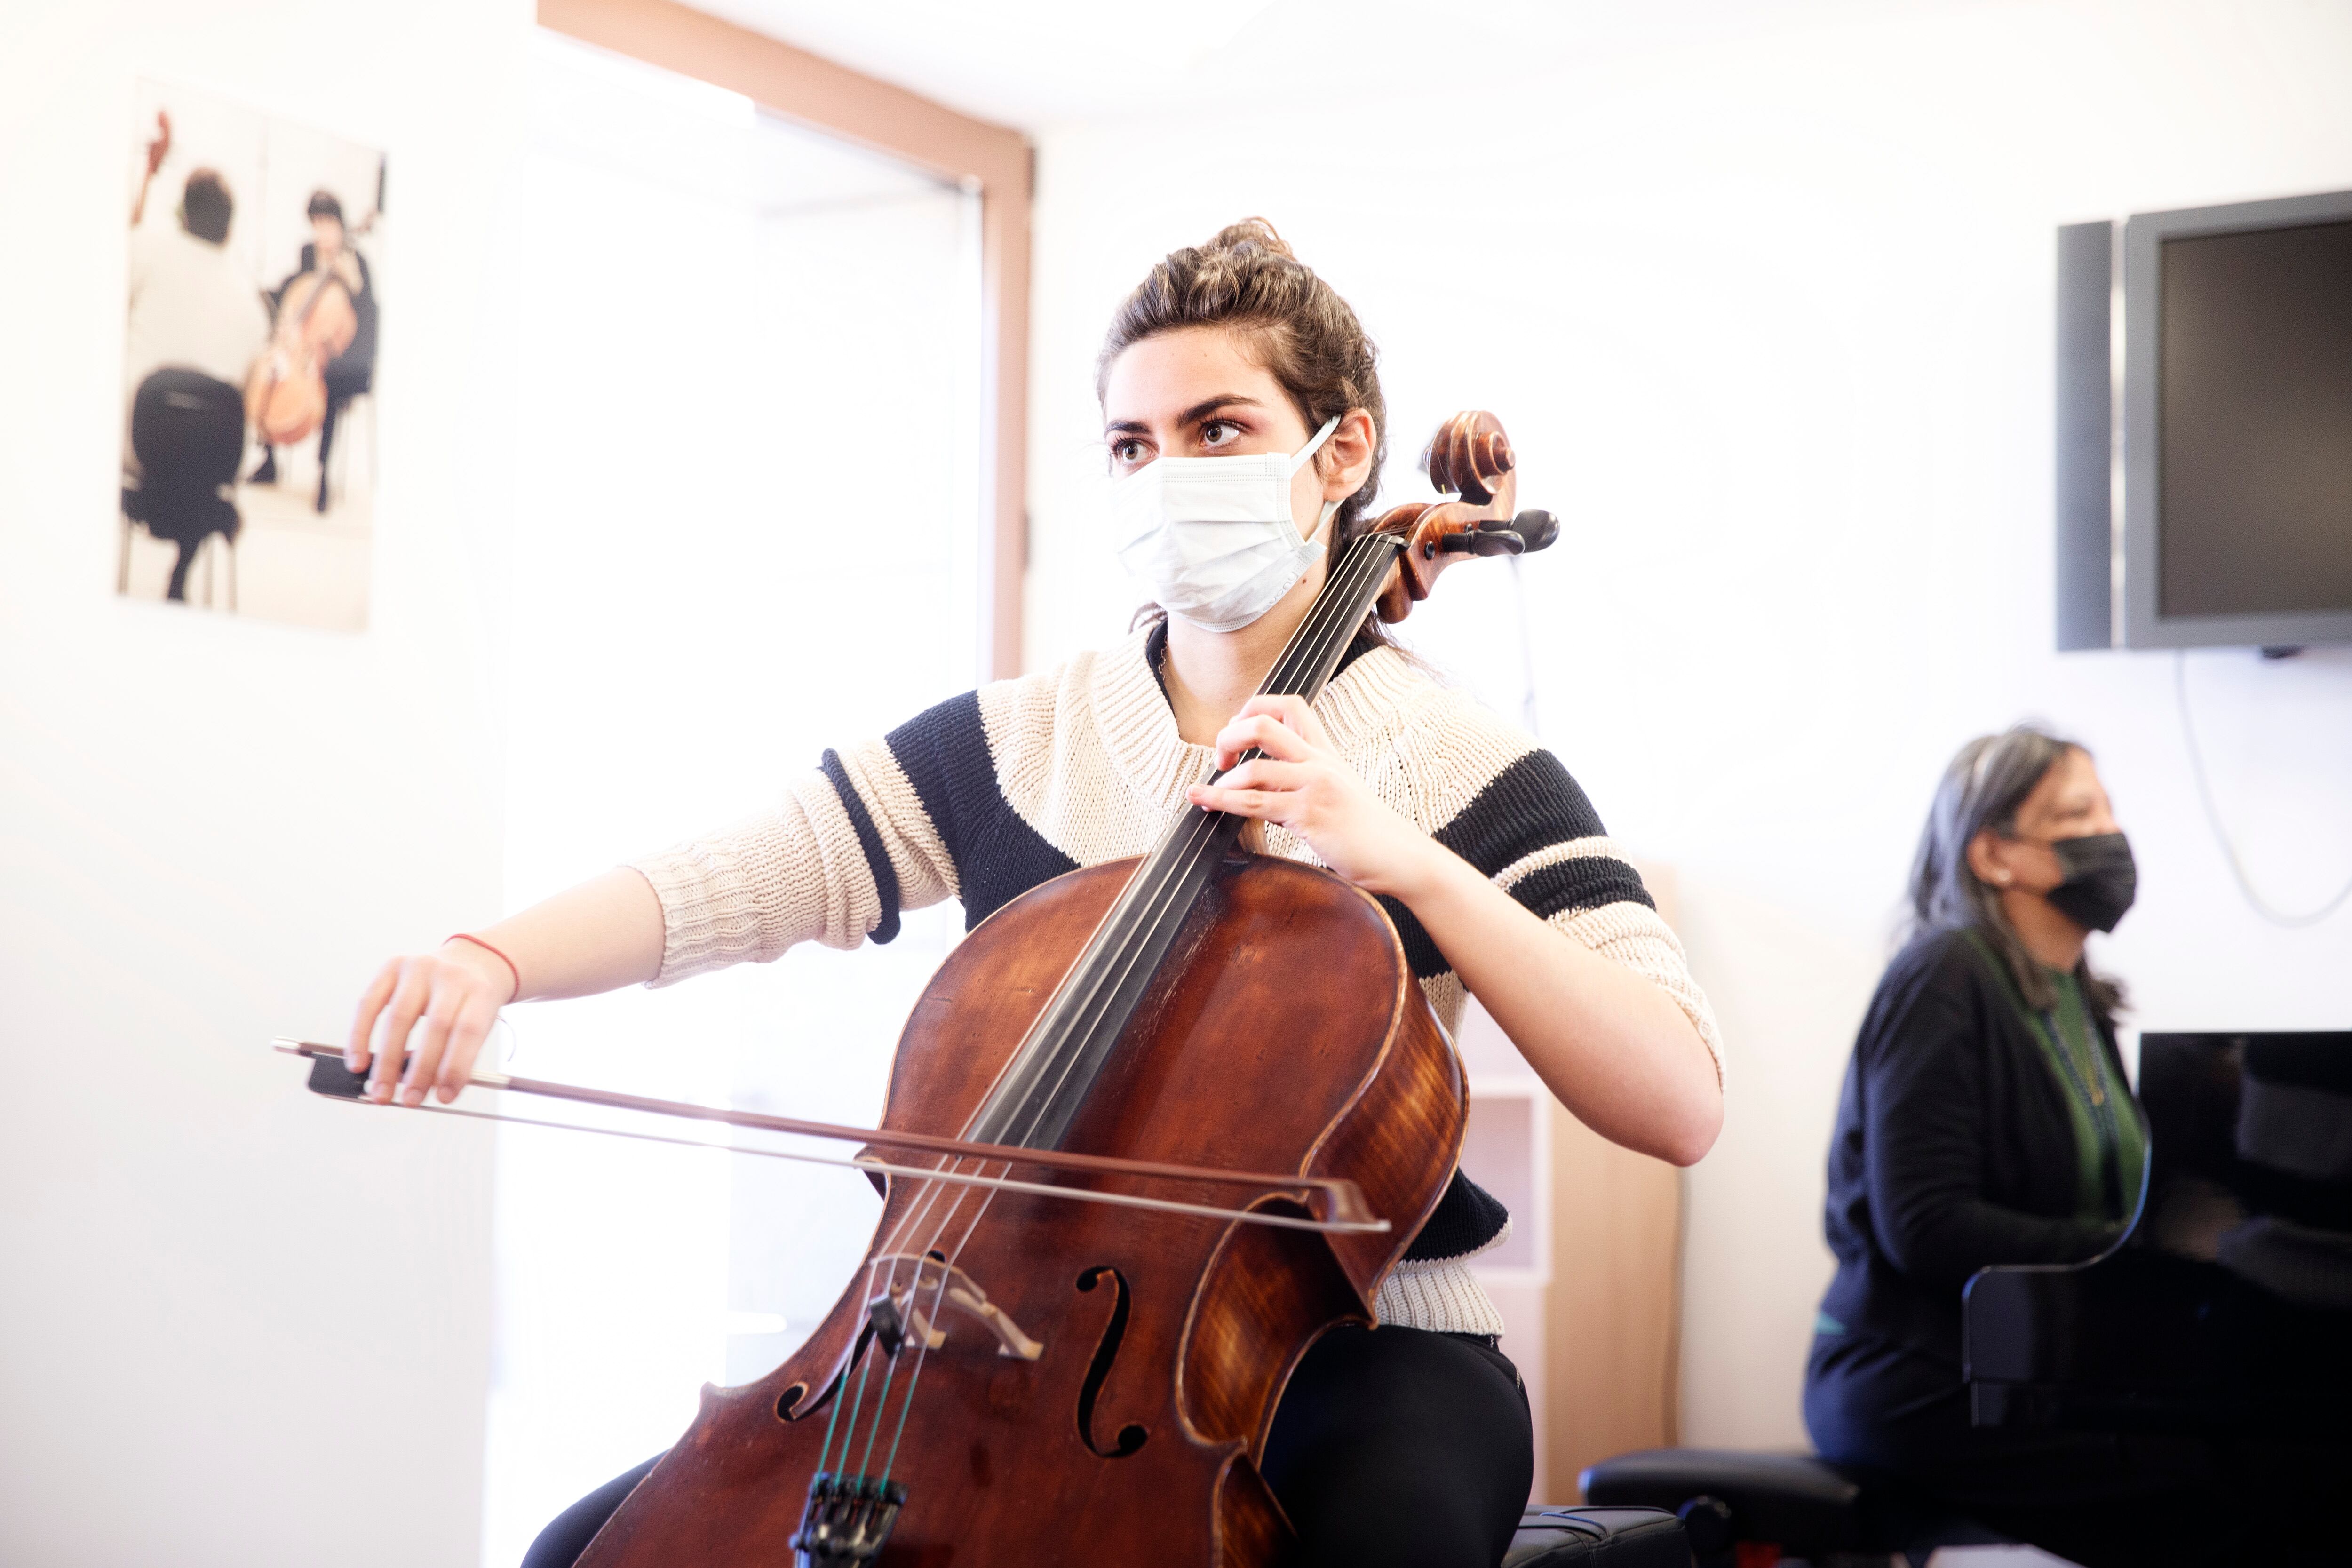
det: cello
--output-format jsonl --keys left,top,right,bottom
{"left": 287, "top": 412, "right": 1557, "bottom": 1567}
{"left": 246, "top": 205, "right": 374, "bottom": 447}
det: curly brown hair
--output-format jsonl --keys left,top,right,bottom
{"left": 1097, "top": 219, "right": 1389, "bottom": 551}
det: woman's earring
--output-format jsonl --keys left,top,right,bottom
{"left": 1996, "top": 871, "right": 2011, "bottom": 884}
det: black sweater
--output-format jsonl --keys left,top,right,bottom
{"left": 1815, "top": 927, "right": 2133, "bottom": 1368}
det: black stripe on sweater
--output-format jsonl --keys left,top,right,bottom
{"left": 1435, "top": 749, "right": 1615, "bottom": 877}
{"left": 885, "top": 691, "right": 1078, "bottom": 928}
{"left": 1380, "top": 748, "right": 1654, "bottom": 979}
{"left": 1507, "top": 853, "right": 1656, "bottom": 924}
{"left": 819, "top": 749, "right": 900, "bottom": 945}
{"left": 1403, "top": 1170, "right": 1514, "bottom": 1262}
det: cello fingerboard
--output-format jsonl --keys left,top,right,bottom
{"left": 967, "top": 531, "right": 1406, "bottom": 1153}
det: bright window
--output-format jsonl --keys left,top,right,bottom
{"left": 483, "top": 31, "right": 984, "bottom": 1565}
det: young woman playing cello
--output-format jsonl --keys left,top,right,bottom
{"left": 350, "top": 221, "right": 1724, "bottom": 1568}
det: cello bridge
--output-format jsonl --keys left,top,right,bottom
{"left": 872, "top": 1254, "right": 1043, "bottom": 1361}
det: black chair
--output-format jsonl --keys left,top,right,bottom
{"left": 1504, "top": 1504, "right": 1692, "bottom": 1566}
{"left": 122, "top": 367, "right": 244, "bottom": 606}
{"left": 1582, "top": 1449, "right": 1926, "bottom": 1566}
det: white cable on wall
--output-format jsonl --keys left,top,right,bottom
{"left": 1509, "top": 553, "right": 1540, "bottom": 736}
{"left": 2173, "top": 650, "right": 2352, "bottom": 929}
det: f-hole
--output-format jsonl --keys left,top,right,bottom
{"left": 1074, "top": 1266, "right": 1147, "bottom": 1458}
{"left": 777, "top": 1320, "right": 876, "bottom": 1422}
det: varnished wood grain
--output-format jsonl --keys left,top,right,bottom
{"left": 1372, "top": 412, "right": 1524, "bottom": 623}
{"left": 578, "top": 854, "right": 1461, "bottom": 1568}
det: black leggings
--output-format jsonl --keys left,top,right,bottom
{"left": 523, "top": 1324, "right": 1531, "bottom": 1568}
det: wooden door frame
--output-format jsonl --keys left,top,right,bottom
{"left": 538, "top": 0, "right": 1031, "bottom": 679}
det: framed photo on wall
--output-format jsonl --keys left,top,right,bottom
{"left": 119, "top": 79, "right": 383, "bottom": 632}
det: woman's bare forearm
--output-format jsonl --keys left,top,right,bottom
{"left": 347, "top": 867, "right": 667, "bottom": 1104}
{"left": 1391, "top": 847, "right": 1722, "bottom": 1166}
{"left": 472, "top": 866, "right": 667, "bottom": 1000}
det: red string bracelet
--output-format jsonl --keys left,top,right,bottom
{"left": 445, "top": 932, "right": 522, "bottom": 1003}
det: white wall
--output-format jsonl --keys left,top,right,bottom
{"left": 1023, "top": 0, "right": 2352, "bottom": 1450}
{"left": 0, "top": 1, "right": 530, "bottom": 1562}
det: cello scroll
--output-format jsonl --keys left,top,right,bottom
{"left": 1371, "top": 409, "right": 1561, "bottom": 622}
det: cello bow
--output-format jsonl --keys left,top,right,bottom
{"left": 271, "top": 1040, "right": 1383, "bottom": 1234}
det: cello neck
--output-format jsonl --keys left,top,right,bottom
{"left": 1244, "top": 528, "right": 1408, "bottom": 707}
{"left": 964, "top": 529, "right": 1407, "bottom": 1153}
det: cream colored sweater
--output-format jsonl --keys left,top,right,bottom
{"left": 633, "top": 625, "right": 1721, "bottom": 1336}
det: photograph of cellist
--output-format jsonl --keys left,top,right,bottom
{"left": 117, "top": 78, "right": 380, "bottom": 630}
{"left": 248, "top": 188, "right": 380, "bottom": 517}
{"left": 332, "top": 222, "right": 1725, "bottom": 1568}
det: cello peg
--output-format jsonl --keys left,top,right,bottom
{"left": 1511, "top": 509, "right": 1561, "bottom": 553}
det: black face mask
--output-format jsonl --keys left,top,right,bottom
{"left": 2041, "top": 831, "right": 2138, "bottom": 933}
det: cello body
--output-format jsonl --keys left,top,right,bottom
{"left": 578, "top": 852, "right": 1465, "bottom": 1568}
{"left": 247, "top": 269, "right": 358, "bottom": 446}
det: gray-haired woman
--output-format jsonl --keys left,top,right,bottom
{"left": 1803, "top": 725, "right": 2222, "bottom": 1565}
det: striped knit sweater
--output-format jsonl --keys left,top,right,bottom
{"left": 631, "top": 624, "right": 1723, "bottom": 1336}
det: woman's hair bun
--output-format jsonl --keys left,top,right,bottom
{"left": 1203, "top": 217, "right": 1295, "bottom": 260}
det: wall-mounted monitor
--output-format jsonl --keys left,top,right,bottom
{"left": 2056, "top": 188, "right": 2352, "bottom": 651}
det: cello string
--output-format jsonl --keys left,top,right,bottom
{"left": 832, "top": 1150, "right": 980, "bottom": 1478}
{"left": 997, "top": 536, "right": 1393, "bottom": 1141}
{"left": 1005, "top": 536, "right": 1398, "bottom": 1149}
{"left": 829, "top": 1292, "right": 884, "bottom": 1480}
{"left": 880, "top": 1160, "right": 1006, "bottom": 1486}
{"left": 1007, "top": 531, "right": 1389, "bottom": 1097}
{"left": 833, "top": 1170, "right": 976, "bottom": 1481}
{"left": 985, "top": 534, "right": 1396, "bottom": 1150}
{"left": 839, "top": 1093, "right": 1027, "bottom": 1478}
{"left": 821, "top": 1132, "right": 980, "bottom": 1479}
{"left": 827, "top": 1154, "right": 1015, "bottom": 1487}
{"left": 872, "top": 533, "right": 1364, "bottom": 1162}
{"left": 811, "top": 1305, "right": 881, "bottom": 1479}
{"left": 856, "top": 1157, "right": 994, "bottom": 1479}
{"left": 851, "top": 1304, "right": 910, "bottom": 1480}
{"left": 1001, "top": 540, "right": 1393, "bottom": 1153}
{"left": 820, "top": 1227, "right": 947, "bottom": 1480}
{"left": 839, "top": 533, "right": 1399, "bottom": 1484}
{"left": 877, "top": 1156, "right": 1008, "bottom": 1487}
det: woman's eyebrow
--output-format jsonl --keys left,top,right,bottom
{"left": 1178, "top": 394, "right": 1263, "bottom": 427}
{"left": 1102, "top": 394, "right": 1265, "bottom": 437}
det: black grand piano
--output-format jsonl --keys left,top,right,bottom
{"left": 1581, "top": 1030, "right": 2352, "bottom": 1565}
{"left": 1965, "top": 1029, "right": 2352, "bottom": 1441}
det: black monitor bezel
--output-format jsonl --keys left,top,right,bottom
{"left": 2122, "top": 186, "right": 2352, "bottom": 649}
